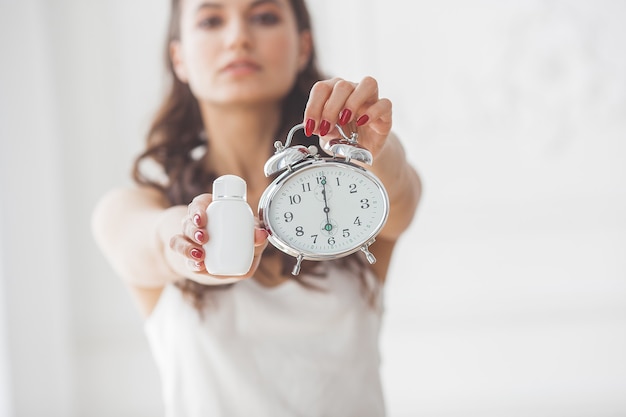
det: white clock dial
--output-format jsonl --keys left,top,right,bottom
{"left": 261, "top": 161, "right": 388, "bottom": 260}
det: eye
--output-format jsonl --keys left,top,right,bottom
{"left": 198, "top": 15, "right": 224, "bottom": 29}
{"left": 250, "top": 12, "right": 280, "bottom": 26}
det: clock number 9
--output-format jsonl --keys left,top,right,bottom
{"left": 284, "top": 212, "right": 294, "bottom": 222}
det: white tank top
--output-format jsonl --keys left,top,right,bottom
{"left": 144, "top": 263, "right": 386, "bottom": 417}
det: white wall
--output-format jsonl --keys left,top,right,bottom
{"left": 0, "top": 1, "right": 75, "bottom": 416}
{"left": 0, "top": 205, "right": 13, "bottom": 417}
{"left": 1, "top": 0, "right": 625, "bottom": 416}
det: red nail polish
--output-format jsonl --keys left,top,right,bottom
{"left": 305, "top": 119, "right": 315, "bottom": 137}
{"left": 193, "top": 214, "right": 202, "bottom": 227}
{"left": 190, "top": 248, "right": 203, "bottom": 260}
{"left": 256, "top": 228, "right": 270, "bottom": 240}
{"left": 339, "top": 109, "right": 352, "bottom": 126}
{"left": 194, "top": 230, "right": 205, "bottom": 243}
{"left": 319, "top": 120, "right": 331, "bottom": 136}
{"left": 356, "top": 115, "right": 369, "bottom": 127}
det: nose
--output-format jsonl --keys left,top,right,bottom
{"left": 224, "top": 16, "right": 252, "bottom": 50}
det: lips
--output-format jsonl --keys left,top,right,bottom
{"left": 221, "top": 59, "right": 261, "bottom": 73}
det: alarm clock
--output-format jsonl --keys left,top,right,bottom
{"left": 258, "top": 123, "right": 389, "bottom": 275}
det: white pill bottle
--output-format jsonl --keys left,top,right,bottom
{"left": 203, "top": 175, "right": 255, "bottom": 276}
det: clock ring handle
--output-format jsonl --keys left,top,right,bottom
{"left": 279, "top": 123, "right": 355, "bottom": 150}
{"left": 335, "top": 124, "right": 359, "bottom": 145}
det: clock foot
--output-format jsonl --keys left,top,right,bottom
{"left": 360, "top": 244, "right": 377, "bottom": 265}
{"left": 291, "top": 254, "right": 304, "bottom": 276}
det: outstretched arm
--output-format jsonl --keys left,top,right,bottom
{"left": 92, "top": 186, "right": 268, "bottom": 289}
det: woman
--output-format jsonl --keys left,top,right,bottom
{"left": 92, "top": 0, "right": 421, "bottom": 415}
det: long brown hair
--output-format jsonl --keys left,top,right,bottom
{"left": 133, "top": 0, "right": 321, "bottom": 202}
{"left": 132, "top": 0, "right": 371, "bottom": 309}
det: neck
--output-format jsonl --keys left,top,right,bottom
{"left": 200, "top": 102, "right": 282, "bottom": 194}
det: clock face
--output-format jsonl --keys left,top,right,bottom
{"left": 259, "top": 160, "right": 389, "bottom": 260}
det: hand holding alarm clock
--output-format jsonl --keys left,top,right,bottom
{"left": 258, "top": 123, "right": 390, "bottom": 275}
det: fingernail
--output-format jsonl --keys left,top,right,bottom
{"left": 193, "top": 214, "right": 202, "bottom": 227}
{"left": 255, "top": 227, "right": 269, "bottom": 239}
{"left": 194, "top": 230, "right": 205, "bottom": 243}
{"left": 190, "top": 248, "right": 203, "bottom": 260}
{"left": 187, "top": 259, "right": 203, "bottom": 271}
{"left": 319, "top": 120, "right": 331, "bottom": 136}
{"left": 305, "top": 118, "right": 315, "bottom": 137}
{"left": 356, "top": 115, "right": 369, "bottom": 127}
{"left": 339, "top": 108, "right": 352, "bottom": 126}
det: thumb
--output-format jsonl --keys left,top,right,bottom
{"left": 242, "top": 227, "right": 269, "bottom": 278}
{"left": 253, "top": 215, "right": 269, "bottom": 248}
{"left": 253, "top": 227, "right": 269, "bottom": 252}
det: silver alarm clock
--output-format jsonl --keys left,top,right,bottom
{"left": 258, "top": 123, "right": 389, "bottom": 275}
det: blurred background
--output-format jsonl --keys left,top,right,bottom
{"left": 1, "top": 0, "right": 625, "bottom": 416}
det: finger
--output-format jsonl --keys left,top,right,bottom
{"left": 252, "top": 228, "right": 269, "bottom": 264}
{"left": 318, "top": 79, "right": 357, "bottom": 134}
{"left": 356, "top": 97, "right": 393, "bottom": 131}
{"left": 340, "top": 77, "right": 378, "bottom": 126}
{"left": 187, "top": 193, "right": 213, "bottom": 227}
{"left": 247, "top": 231, "right": 269, "bottom": 276}
{"left": 187, "top": 259, "right": 206, "bottom": 272}
{"left": 303, "top": 78, "right": 341, "bottom": 136}
{"left": 254, "top": 227, "right": 269, "bottom": 247}
{"left": 169, "top": 233, "right": 205, "bottom": 263}
{"left": 183, "top": 216, "right": 208, "bottom": 244}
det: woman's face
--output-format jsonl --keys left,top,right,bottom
{"left": 171, "top": 0, "right": 311, "bottom": 106}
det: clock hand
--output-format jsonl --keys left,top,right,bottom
{"left": 321, "top": 178, "right": 332, "bottom": 232}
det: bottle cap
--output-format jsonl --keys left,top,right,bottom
{"left": 212, "top": 175, "right": 247, "bottom": 200}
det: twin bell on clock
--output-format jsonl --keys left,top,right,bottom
{"left": 258, "top": 123, "right": 390, "bottom": 275}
